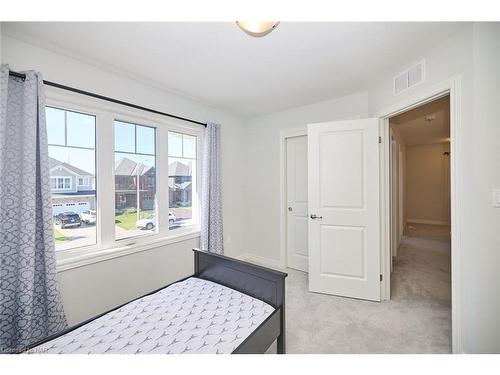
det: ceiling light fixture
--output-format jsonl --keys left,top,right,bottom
{"left": 236, "top": 21, "right": 280, "bottom": 37}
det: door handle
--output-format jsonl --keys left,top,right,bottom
{"left": 310, "top": 214, "right": 323, "bottom": 220}
{"left": 288, "top": 206, "right": 293, "bottom": 212}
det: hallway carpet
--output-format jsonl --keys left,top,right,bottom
{"left": 271, "top": 223, "right": 451, "bottom": 353}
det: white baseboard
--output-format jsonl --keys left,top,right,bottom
{"left": 406, "top": 218, "right": 450, "bottom": 226}
{"left": 236, "top": 253, "right": 286, "bottom": 271}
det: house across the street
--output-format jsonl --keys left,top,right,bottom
{"left": 114, "top": 157, "right": 156, "bottom": 211}
{"left": 49, "top": 156, "right": 193, "bottom": 217}
{"left": 49, "top": 157, "right": 96, "bottom": 215}
{"left": 168, "top": 160, "right": 193, "bottom": 207}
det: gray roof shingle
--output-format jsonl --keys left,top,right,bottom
{"left": 49, "top": 157, "right": 93, "bottom": 176}
{"left": 115, "top": 157, "right": 155, "bottom": 176}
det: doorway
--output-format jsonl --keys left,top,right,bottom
{"left": 285, "top": 135, "right": 309, "bottom": 272}
{"left": 278, "top": 80, "right": 462, "bottom": 352}
{"left": 388, "top": 95, "right": 452, "bottom": 348}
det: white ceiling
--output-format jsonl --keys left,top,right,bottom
{"left": 3, "top": 22, "right": 466, "bottom": 117}
{"left": 390, "top": 95, "right": 450, "bottom": 146}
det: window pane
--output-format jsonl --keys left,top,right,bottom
{"left": 168, "top": 132, "right": 197, "bottom": 231}
{"left": 183, "top": 134, "right": 196, "bottom": 159}
{"left": 114, "top": 122, "right": 156, "bottom": 241}
{"left": 168, "top": 131, "right": 183, "bottom": 157}
{"left": 66, "top": 111, "right": 95, "bottom": 148}
{"left": 114, "top": 121, "right": 136, "bottom": 153}
{"left": 47, "top": 108, "right": 97, "bottom": 251}
{"left": 46, "top": 107, "right": 65, "bottom": 145}
{"left": 136, "top": 125, "right": 155, "bottom": 155}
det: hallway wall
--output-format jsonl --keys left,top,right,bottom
{"left": 405, "top": 143, "right": 451, "bottom": 225}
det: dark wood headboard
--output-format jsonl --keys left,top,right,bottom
{"left": 193, "top": 248, "right": 287, "bottom": 309}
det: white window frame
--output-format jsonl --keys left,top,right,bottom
{"left": 113, "top": 119, "right": 158, "bottom": 242}
{"left": 78, "top": 177, "right": 89, "bottom": 186}
{"left": 45, "top": 87, "right": 204, "bottom": 271}
{"left": 167, "top": 130, "right": 200, "bottom": 232}
{"left": 51, "top": 176, "right": 72, "bottom": 191}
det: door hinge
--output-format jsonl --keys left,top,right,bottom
{"left": 380, "top": 274, "right": 383, "bottom": 282}
{"left": 379, "top": 136, "right": 382, "bottom": 144}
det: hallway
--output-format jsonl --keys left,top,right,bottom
{"left": 273, "top": 222, "right": 451, "bottom": 353}
{"left": 393, "top": 223, "right": 451, "bottom": 304}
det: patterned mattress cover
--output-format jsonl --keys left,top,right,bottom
{"left": 30, "top": 277, "right": 275, "bottom": 354}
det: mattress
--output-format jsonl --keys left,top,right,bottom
{"left": 30, "top": 277, "right": 275, "bottom": 354}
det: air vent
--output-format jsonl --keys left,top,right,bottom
{"left": 394, "top": 60, "right": 425, "bottom": 95}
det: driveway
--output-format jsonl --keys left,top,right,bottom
{"left": 55, "top": 218, "right": 194, "bottom": 249}
{"left": 54, "top": 222, "right": 96, "bottom": 250}
{"left": 170, "top": 207, "right": 192, "bottom": 221}
{"left": 115, "top": 225, "right": 154, "bottom": 241}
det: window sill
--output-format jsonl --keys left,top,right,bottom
{"left": 56, "top": 229, "right": 201, "bottom": 272}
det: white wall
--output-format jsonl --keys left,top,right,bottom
{"left": 241, "top": 92, "right": 369, "bottom": 264}
{"left": 0, "top": 23, "right": 3, "bottom": 63}
{"left": 1, "top": 34, "right": 246, "bottom": 325}
{"left": 367, "top": 23, "right": 500, "bottom": 353}
{"left": 241, "top": 23, "right": 500, "bottom": 353}
{"left": 467, "top": 22, "right": 500, "bottom": 354}
{"left": 405, "top": 143, "right": 450, "bottom": 225}
{"left": 3, "top": 23, "right": 499, "bottom": 353}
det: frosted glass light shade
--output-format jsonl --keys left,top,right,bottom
{"left": 236, "top": 21, "right": 279, "bottom": 37}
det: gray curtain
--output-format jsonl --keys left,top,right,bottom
{"left": 200, "top": 122, "right": 223, "bottom": 254}
{"left": 0, "top": 64, "right": 67, "bottom": 353}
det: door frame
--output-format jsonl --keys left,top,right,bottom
{"left": 279, "top": 126, "right": 307, "bottom": 269}
{"left": 389, "top": 127, "right": 395, "bottom": 270}
{"left": 376, "top": 76, "right": 463, "bottom": 353}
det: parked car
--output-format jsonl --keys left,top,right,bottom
{"left": 135, "top": 212, "right": 176, "bottom": 230}
{"left": 169, "top": 212, "right": 176, "bottom": 225}
{"left": 80, "top": 210, "right": 96, "bottom": 224}
{"left": 136, "top": 214, "right": 156, "bottom": 230}
{"left": 55, "top": 212, "right": 81, "bottom": 229}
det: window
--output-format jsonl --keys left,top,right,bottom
{"left": 168, "top": 131, "right": 197, "bottom": 231}
{"left": 78, "top": 177, "right": 89, "bottom": 186}
{"left": 44, "top": 96, "right": 202, "bottom": 264}
{"left": 51, "top": 177, "right": 72, "bottom": 190}
{"left": 114, "top": 121, "right": 156, "bottom": 240}
{"left": 46, "top": 106, "right": 96, "bottom": 251}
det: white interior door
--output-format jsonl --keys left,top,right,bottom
{"left": 308, "top": 118, "right": 381, "bottom": 301}
{"left": 286, "top": 136, "right": 309, "bottom": 272}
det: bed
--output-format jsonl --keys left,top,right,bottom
{"left": 25, "top": 249, "right": 287, "bottom": 354}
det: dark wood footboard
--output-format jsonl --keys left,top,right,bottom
{"left": 193, "top": 249, "right": 287, "bottom": 354}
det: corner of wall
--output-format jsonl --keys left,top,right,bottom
{"left": 0, "top": 22, "right": 3, "bottom": 63}
{"left": 239, "top": 89, "right": 371, "bottom": 263}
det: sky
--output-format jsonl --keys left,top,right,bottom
{"left": 46, "top": 108, "right": 196, "bottom": 175}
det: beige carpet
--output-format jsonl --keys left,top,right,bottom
{"left": 270, "top": 223, "right": 451, "bottom": 354}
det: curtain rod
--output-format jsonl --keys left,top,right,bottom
{"left": 8, "top": 70, "right": 207, "bottom": 127}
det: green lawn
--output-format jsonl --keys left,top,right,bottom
{"left": 115, "top": 211, "right": 153, "bottom": 230}
{"left": 54, "top": 228, "right": 69, "bottom": 242}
